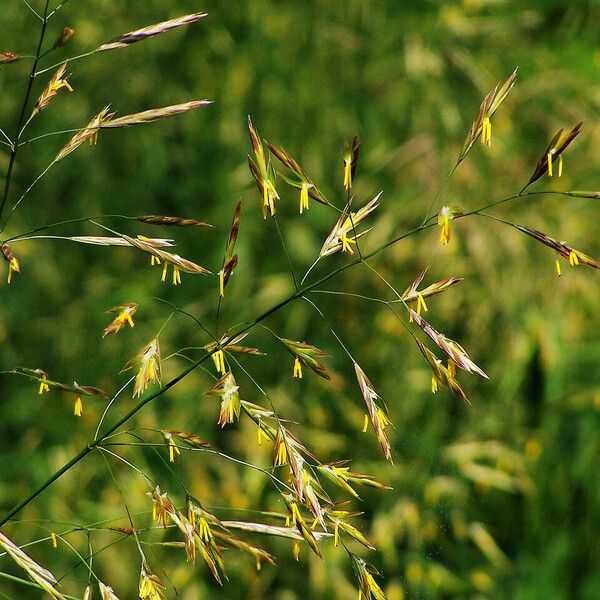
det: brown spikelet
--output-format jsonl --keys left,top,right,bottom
{"left": 53, "top": 27, "right": 75, "bottom": 49}
{"left": 0, "top": 52, "right": 20, "bottom": 64}
{"left": 219, "top": 201, "right": 241, "bottom": 296}
{"left": 137, "top": 215, "right": 213, "bottom": 227}
{"left": 267, "top": 143, "right": 328, "bottom": 204}
{"left": 514, "top": 225, "right": 600, "bottom": 270}
{"left": 97, "top": 13, "right": 208, "bottom": 52}
{"left": 33, "top": 63, "right": 73, "bottom": 115}
{"left": 280, "top": 338, "right": 331, "bottom": 380}
{"left": 55, "top": 106, "right": 114, "bottom": 161}
{"left": 162, "top": 430, "right": 211, "bottom": 449}
{"left": 0, "top": 532, "right": 66, "bottom": 599}
{"left": 102, "top": 302, "right": 139, "bottom": 338}
{"left": 416, "top": 340, "right": 470, "bottom": 404}
{"left": 458, "top": 68, "right": 518, "bottom": 164}
{"left": 320, "top": 193, "right": 381, "bottom": 257}
{"left": 71, "top": 235, "right": 174, "bottom": 247}
{"left": 408, "top": 309, "right": 488, "bottom": 379}
{"left": 353, "top": 362, "right": 392, "bottom": 461}
{"left": 401, "top": 269, "right": 463, "bottom": 304}
{"left": 527, "top": 122, "right": 582, "bottom": 185}
{"left": 14, "top": 367, "right": 107, "bottom": 397}
{"left": 101, "top": 101, "right": 212, "bottom": 128}
{"left": 120, "top": 233, "right": 211, "bottom": 274}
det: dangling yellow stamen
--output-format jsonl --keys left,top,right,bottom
{"left": 558, "top": 154, "right": 563, "bottom": 177}
{"left": 219, "top": 270, "right": 225, "bottom": 297}
{"left": 172, "top": 265, "right": 181, "bottom": 285}
{"left": 277, "top": 441, "right": 287, "bottom": 466}
{"left": 440, "top": 217, "right": 451, "bottom": 245}
{"left": 416, "top": 292, "right": 428, "bottom": 315}
{"left": 569, "top": 249, "right": 579, "bottom": 266}
{"left": 199, "top": 517, "right": 213, "bottom": 542}
{"left": 448, "top": 359, "right": 456, "bottom": 379}
{"left": 340, "top": 233, "right": 356, "bottom": 254}
{"left": 547, "top": 153, "right": 553, "bottom": 176}
{"left": 310, "top": 518, "right": 319, "bottom": 530}
{"left": 555, "top": 258, "right": 562, "bottom": 277}
{"left": 168, "top": 437, "right": 180, "bottom": 463}
{"left": 334, "top": 521, "right": 339, "bottom": 547}
{"left": 161, "top": 262, "right": 168, "bottom": 282}
{"left": 481, "top": 116, "right": 492, "bottom": 146}
{"left": 151, "top": 255, "right": 160, "bottom": 266}
{"left": 256, "top": 557, "right": 261, "bottom": 571}
{"left": 362, "top": 414, "right": 369, "bottom": 433}
{"left": 378, "top": 408, "right": 390, "bottom": 428}
{"left": 293, "top": 540, "right": 300, "bottom": 561}
{"left": 50, "top": 532, "right": 58, "bottom": 548}
{"left": 52, "top": 79, "right": 73, "bottom": 93}
{"left": 212, "top": 349, "right": 226, "bottom": 374}
{"left": 263, "top": 183, "right": 269, "bottom": 207}
{"left": 343, "top": 160, "right": 352, "bottom": 190}
{"left": 293, "top": 357, "right": 303, "bottom": 379}
{"left": 74, "top": 396, "right": 83, "bottom": 417}
{"left": 39, "top": 376, "right": 50, "bottom": 395}
{"left": 431, "top": 374, "right": 438, "bottom": 394}
{"left": 257, "top": 426, "right": 265, "bottom": 446}
{"left": 228, "top": 401, "right": 234, "bottom": 423}
{"left": 300, "top": 184, "right": 309, "bottom": 214}
{"left": 7, "top": 257, "right": 20, "bottom": 284}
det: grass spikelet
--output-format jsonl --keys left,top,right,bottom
{"left": 137, "top": 215, "right": 213, "bottom": 227}
{"left": 402, "top": 270, "right": 463, "bottom": 304}
{"left": 267, "top": 142, "right": 328, "bottom": 209}
{"left": 0, "top": 532, "right": 66, "bottom": 599}
{"left": 343, "top": 136, "right": 360, "bottom": 190}
{"left": 407, "top": 309, "right": 488, "bottom": 379}
{"left": 350, "top": 553, "right": 386, "bottom": 600}
{"left": 53, "top": 27, "right": 75, "bottom": 49}
{"left": 102, "top": 302, "right": 138, "bottom": 337}
{"left": 280, "top": 338, "right": 331, "bottom": 380}
{"left": 70, "top": 235, "right": 174, "bottom": 247}
{"left": 98, "top": 582, "right": 120, "bottom": 600}
{"left": 527, "top": 122, "right": 582, "bottom": 186}
{"left": 514, "top": 225, "right": 600, "bottom": 270}
{"left": 139, "top": 563, "right": 166, "bottom": 600}
{"left": 353, "top": 362, "right": 392, "bottom": 461}
{"left": 204, "top": 371, "right": 241, "bottom": 427}
{"left": 122, "top": 338, "right": 161, "bottom": 397}
{"left": 458, "top": 68, "right": 518, "bottom": 164}
{"left": 219, "top": 201, "right": 241, "bottom": 297}
{"left": 416, "top": 340, "right": 470, "bottom": 404}
{"left": 55, "top": 106, "right": 114, "bottom": 161}
{"left": 97, "top": 13, "right": 208, "bottom": 52}
{"left": 319, "top": 192, "right": 381, "bottom": 257}
{"left": 247, "top": 116, "right": 279, "bottom": 218}
{"left": 0, "top": 51, "right": 20, "bottom": 64}
{"left": 101, "top": 101, "right": 212, "bottom": 128}
{"left": 32, "top": 63, "right": 73, "bottom": 116}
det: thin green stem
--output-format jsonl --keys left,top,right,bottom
{"left": 18, "top": 0, "right": 42, "bottom": 21}
{"left": 47, "top": 0, "right": 71, "bottom": 19}
{"left": 0, "top": 0, "right": 52, "bottom": 224}
{"left": 0, "top": 220, "right": 431, "bottom": 527}
{"left": 3, "top": 214, "right": 139, "bottom": 244}
{"left": 36, "top": 50, "right": 97, "bottom": 77}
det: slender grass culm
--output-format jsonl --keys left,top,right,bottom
{"left": 1, "top": 3, "right": 599, "bottom": 600}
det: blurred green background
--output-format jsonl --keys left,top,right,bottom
{"left": 1, "top": 0, "right": 600, "bottom": 598}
